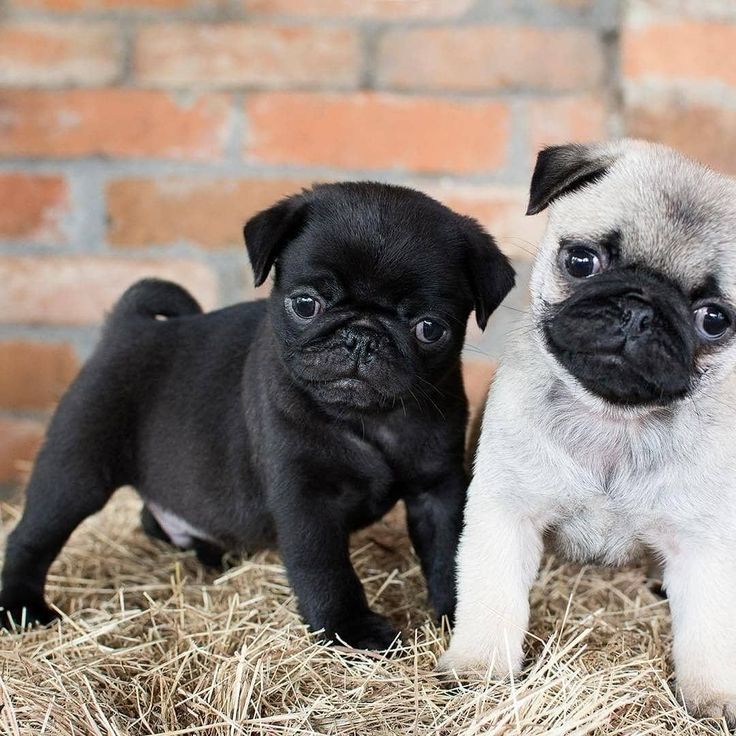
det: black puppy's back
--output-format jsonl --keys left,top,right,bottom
{"left": 100, "top": 280, "right": 273, "bottom": 547}
{"left": 28, "top": 280, "right": 271, "bottom": 560}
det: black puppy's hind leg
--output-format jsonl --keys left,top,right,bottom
{"left": 0, "top": 278, "right": 202, "bottom": 631}
{"left": 0, "top": 377, "right": 124, "bottom": 630}
{"left": 0, "top": 447, "right": 119, "bottom": 629}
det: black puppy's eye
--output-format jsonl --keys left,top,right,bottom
{"left": 561, "top": 245, "right": 605, "bottom": 279}
{"left": 414, "top": 319, "right": 446, "bottom": 344}
{"left": 289, "top": 295, "right": 322, "bottom": 321}
{"left": 694, "top": 304, "right": 732, "bottom": 341}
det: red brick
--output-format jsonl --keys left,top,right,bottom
{"left": 419, "top": 183, "right": 543, "bottom": 261}
{"left": 245, "top": 93, "right": 510, "bottom": 174}
{"left": 242, "top": 0, "right": 475, "bottom": 19}
{"left": 0, "top": 174, "right": 68, "bottom": 243}
{"left": 0, "top": 256, "right": 218, "bottom": 325}
{"left": 0, "top": 341, "right": 79, "bottom": 411}
{"left": 0, "top": 22, "right": 122, "bottom": 87}
{"left": 623, "top": 21, "right": 736, "bottom": 87}
{"left": 0, "top": 90, "right": 230, "bottom": 160}
{"left": 625, "top": 0, "right": 736, "bottom": 18}
{"left": 544, "top": 0, "right": 593, "bottom": 6}
{"left": 135, "top": 24, "right": 359, "bottom": 88}
{"left": 107, "top": 176, "right": 310, "bottom": 248}
{"left": 12, "top": 0, "right": 211, "bottom": 10}
{"left": 626, "top": 100, "right": 736, "bottom": 175}
{"left": 0, "top": 417, "right": 45, "bottom": 486}
{"left": 528, "top": 94, "right": 608, "bottom": 156}
{"left": 376, "top": 27, "right": 604, "bottom": 92}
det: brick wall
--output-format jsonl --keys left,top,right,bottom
{"left": 0, "top": 0, "right": 733, "bottom": 490}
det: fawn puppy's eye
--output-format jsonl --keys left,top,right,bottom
{"left": 559, "top": 243, "right": 608, "bottom": 279}
{"left": 694, "top": 304, "right": 732, "bottom": 341}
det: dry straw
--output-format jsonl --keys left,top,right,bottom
{"left": 0, "top": 489, "right": 730, "bottom": 735}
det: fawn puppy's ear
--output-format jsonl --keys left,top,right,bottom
{"left": 527, "top": 143, "right": 616, "bottom": 216}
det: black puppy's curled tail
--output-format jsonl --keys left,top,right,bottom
{"left": 108, "top": 278, "right": 203, "bottom": 325}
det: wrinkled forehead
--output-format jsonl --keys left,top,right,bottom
{"left": 279, "top": 218, "right": 470, "bottom": 310}
{"left": 545, "top": 151, "right": 736, "bottom": 296}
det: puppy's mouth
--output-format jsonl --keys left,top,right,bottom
{"left": 302, "top": 374, "right": 396, "bottom": 410}
{"left": 547, "top": 344, "right": 689, "bottom": 406}
{"left": 286, "top": 318, "right": 417, "bottom": 411}
{"left": 543, "top": 272, "right": 697, "bottom": 407}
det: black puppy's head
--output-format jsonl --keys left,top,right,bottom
{"left": 244, "top": 182, "right": 514, "bottom": 412}
{"left": 527, "top": 140, "right": 736, "bottom": 408}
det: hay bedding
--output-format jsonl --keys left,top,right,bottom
{"left": 0, "top": 489, "right": 729, "bottom": 736}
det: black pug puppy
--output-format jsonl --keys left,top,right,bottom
{"left": 0, "top": 182, "right": 514, "bottom": 649}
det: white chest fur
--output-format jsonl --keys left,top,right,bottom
{"left": 476, "top": 349, "right": 736, "bottom": 566}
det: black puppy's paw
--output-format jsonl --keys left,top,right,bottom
{"left": 0, "top": 592, "right": 58, "bottom": 631}
{"left": 194, "top": 540, "right": 226, "bottom": 571}
{"left": 430, "top": 590, "right": 456, "bottom": 626}
{"left": 328, "top": 612, "right": 401, "bottom": 651}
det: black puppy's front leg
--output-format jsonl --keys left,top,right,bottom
{"left": 404, "top": 472, "right": 466, "bottom": 623}
{"left": 273, "top": 493, "right": 400, "bottom": 650}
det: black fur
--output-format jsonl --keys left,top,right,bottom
{"left": 0, "top": 182, "right": 515, "bottom": 648}
{"left": 526, "top": 143, "right": 612, "bottom": 216}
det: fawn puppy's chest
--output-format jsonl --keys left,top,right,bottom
{"left": 543, "top": 406, "right": 676, "bottom": 565}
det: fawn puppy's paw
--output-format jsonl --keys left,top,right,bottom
{"left": 437, "top": 644, "right": 510, "bottom": 682}
{"left": 679, "top": 682, "right": 736, "bottom": 728}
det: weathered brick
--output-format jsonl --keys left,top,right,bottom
{"left": 420, "top": 183, "right": 543, "bottom": 261}
{"left": 0, "top": 256, "right": 218, "bottom": 325}
{"left": 376, "top": 26, "right": 604, "bottom": 92}
{"left": 0, "top": 341, "right": 79, "bottom": 411}
{"left": 0, "top": 173, "right": 68, "bottom": 242}
{"left": 0, "top": 417, "right": 45, "bottom": 486}
{"left": 528, "top": 94, "right": 608, "bottom": 156}
{"left": 245, "top": 92, "right": 510, "bottom": 174}
{"left": 543, "top": 0, "right": 594, "bottom": 6}
{"left": 11, "top": 0, "right": 212, "bottom": 10}
{"left": 0, "top": 90, "right": 230, "bottom": 160}
{"left": 623, "top": 21, "right": 736, "bottom": 87}
{"left": 242, "top": 0, "right": 475, "bottom": 19}
{"left": 0, "top": 22, "right": 122, "bottom": 87}
{"left": 107, "top": 176, "right": 310, "bottom": 248}
{"left": 626, "top": 0, "right": 736, "bottom": 20}
{"left": 135, "top": 24, "right": 360, "bottom": 88}
{"left": 626, "top": 100, "right": 736, "bottom": 175}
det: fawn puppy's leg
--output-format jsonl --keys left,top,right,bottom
{"left": 439, "top": 477, "right": 544, "bottom": 677}
{"left": 664, "top": 542, "right": 736, "bottom": 726}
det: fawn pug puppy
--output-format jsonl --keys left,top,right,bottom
{"left": 440, "top": 140, "right": 736, "bottom": 723}
{"left": 0, "top": 182, "right": 515, "bottom": 650}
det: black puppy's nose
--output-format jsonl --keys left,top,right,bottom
{"left": 620, "top": 294, "right": 655, "bottom": 338}
{"left": 345, "top": 334, "right": 358, "bottom": 353}
{"left": 343, "top": 330, "right": 379, "bottom": 364}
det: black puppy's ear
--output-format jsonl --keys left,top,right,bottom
{"left": 526, "top": 143, "right": 614, "bottom": 216}
{"left": 243, "top": 193, "right": 309, "bottom": 287}
{"left": 459, "top": 217, "right": 516, "bottom": 330}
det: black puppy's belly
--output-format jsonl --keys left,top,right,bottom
{"left": 140, "top": 504, "right": 227, "bottom": 569}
